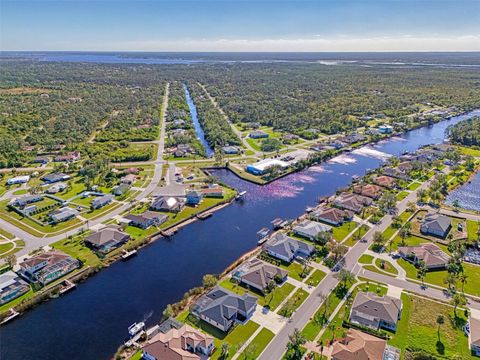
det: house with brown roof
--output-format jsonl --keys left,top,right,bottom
{"left": 120, "top": 174, "right": 137, "bottom": 185}
{"left": 398, "top": 243, "right": 450, "bottom": 270}
{"left": 350, "top": 292, "right": 402, "bottom": 331}
{"left": 310, "top": 207, "right": 353, "bottom": 226}
{"left": 232, "top": 259, "right": 288, "bottom": 293}
{"left": 372, "top": 175, "right": 397, "bottom": 189}
{"left": 352, "top": 184, "right": 384, "bottom": 199}
{"left": 333, "top": 193, "right": 373, "bottom": 213}
{"left": 332, "top": 329, "right": 399, "bottom": 360}
{"left": 469, "top": 317, "right": 480, "bottom": 356}
{"left": 142, "top": 320, "right": 214, "bottom": 360}
{"left": 19, "top": 250, "right": 80, "bottom": 286}
{"left": 201, "top": 187, "right": 224, "bottom": 198}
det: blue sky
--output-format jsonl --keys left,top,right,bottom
{"left": 1, "top": 0, "right": 479, "bottom": 51}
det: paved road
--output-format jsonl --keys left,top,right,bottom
{"left": 0, "top": 82, "right": 171, "bottom": 257}
{"left": 258, "top": 176, "right": 434, "bottom": 359}
{"left": 359, "top": 268, "right": 480, "bottom": 310}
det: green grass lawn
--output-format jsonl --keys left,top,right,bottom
{"left": 0, "top": 242, "right": 14, "bottom": 256}
{"left": 374, "top": 258, "right": 399, "bottom": 275}
{"left": 388, "top": 293, "right": 474, "bottom": 359}
{"left": 0, "top": 228, "right": 14, "bottom": 240}
{"left": 390, "top": 234, "right": 429, "bottom": 251}
{"left": 467, "top": 220, "right": 479, "bottom": 241}
{"left": 238, "top": 327, "right": 274, "bottom": 359}
{"left": 218, "top": 278, "right": 295, "bottom": 311}
{"left": 408, "top": 182, "right": 421, "bottom": 191}
{"left": 396, "top": 191, "right": 410, "bottom": 201}
{"left": 398, "top": 259, "right": 480, "bottom": 296}
{"left": 359, "top": 254, "right": 374, "bottom": 264}
{"left": 0, "top": 288, "right": 34, "bottom": 314}
{"left": 333, "top": 221, "right": 359, "bottom": 242}
{"left": 278, "top": 288, "right": 309, "bottom": 317}
{"left": 343, "top": 224, "right": 370, "bottom": 247}
{"left": 305, "top": 269, "right": 326, "bottom": 287}
{"left": 51, "top": 234, "right": 101, "bottom": 267}
{"left": 12, "top": 189, "right": 28, "bottom": 196}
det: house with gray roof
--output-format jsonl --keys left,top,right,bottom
{"left": 233, "top": 259, "right": 288, "bottom": 293}
{"left": 41, "top": 172, "right": 71, "bottom": 184}
{"left": 350, "top": 292, "right": 402, "bottom": 331}
{"left": 114, "top": 183, "right": 130, "bottom": 196}
{"left": 150, "top": 196, "right": 186, "bottom": 213}
{"left": 85, "top": 226, "right": 130, "bottom": 254}
{"left": 420, "top": 214, "right": 451, "bottom": 238}
{"left": 10, "top": 194, "right": 43, "bottom": 208}
{"left": 190, "top": 287, "right": 257, "bottom": 332}
{"left": 264, "top": 233, "right": 315, "bottom": 263}
{"left": 293, "top": 220, "right": 332, "bottom": 240}
{"left": 124, "top": 211, "right": 168, "bottom": 229}
{"left": 91, "top": 194, "right": 114, "bottom": 209}
{"left": 49, "top": 207, "right": 79, "bottom": 223}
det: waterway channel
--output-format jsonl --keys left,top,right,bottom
{"left": 183, "top": 83, "right": 215, "bottom": 158}
{"left": 2, "top": 110, "right": 479, "bottom": 360}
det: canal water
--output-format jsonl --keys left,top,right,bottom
{"left": 2, "top": 110, "right": 479, "bottom": 360}
{"left": 446, "top": 171, "right": 480, "bottom": 211}
{"left": 183, "top": 83, "right": 215, "bottom": 158}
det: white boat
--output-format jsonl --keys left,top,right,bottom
{"left": 128, "top": 322, "right": 145, "bottom": 337}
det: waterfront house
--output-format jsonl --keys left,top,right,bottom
{"left": 49, "top": 207, "right": 79, "bottom": 223}
{"left": 124, "top": 211, "right": 168, "bottom": 229}
{"left": 233, "top": 259, "right": 288, "bottom": 293}
{"left": 469, "top": 317, "right": 480, "bottom": 356}
{"left": 222, "top": 146, "right": 240, "bottom": 155}
{"left": 398, "top": 243, "right": 450, "bottom": 270}
{"left": 246, "top": 158, "right": 289, "bottom": 176}
{"left": 120, "top": 174, "right": 137, "bottom": 185}
{"left": 186, "top": 190, "right": 203, "bottom": 205}
{"left": 0, "top": 271, "right": 30, "bottom": 305}
{"left": 42, "top": 172, "right": 71, "bottom": 184}
{"left": 248, "top": 130, "right": 269, "bottom": 139}
{"left": 310, "top": 207, "right": 353, "bottom": 226}
{"left": 372, "top": 175, "right": 397, "bottom": 189}
{"left": 397, "top": 161, "right": 414, "bottom": 173}
{"left": 142, "top": 321, "right": 214, "bottom": 360}
{"left": 332, "top": 329, "right": 399, "bottom": 360}
{"left": 85, "top": 226, "right": 130, "bottom": 254}
{"left": 352, "top": 184, "right": 384, "bottom": 199}
{"left": 264, "top": 233, "right": 315, "bottom": 262}
{"left": 293, "top": 220, "right": 332, "bottom": 240}
{"left": 10, "top": 194, "right": 43, "bottom": 208}
{"left": 91, "top": 194, "right": 114, "bottom": 209}
{"left": 150, "top": 196, "right": 186, "bottom": 213}
{"left": 333, "top": 193, "right": 373, "bottom": 213}
{"left": 382, "top": 167, "right": 410, "bottom": 181}
{"left": 190, "top": 287, "right": 257, "bottom": 332}
{"left": 114, "top": 183, "right": 131, "bottom": 196}
{"left": 378, "top": 124, "right": 393, "bottom": 134}
{"left": 420, "top": 214, "right": 452, "bottom": 238}
{"left": 7, "top": 175, "right": 30, "bottom": 185}
{"left": 46, "top": 182, "right": 67, "bottom": 194}
{"left": 19, "top": 250, "right": 80, "bottom": 286}
{"left": 350, "top": 292, "right": 402, "bottom": 331}
{"left": 337, "top": 133, "right": 366, "bottom": 144}
{"left": 201, "top": 186, "right": 224, "bottom": 198}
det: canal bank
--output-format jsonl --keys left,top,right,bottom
{"left": 2, "top": 110, "right": 479, "bottom": 360}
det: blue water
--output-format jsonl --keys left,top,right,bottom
{"left": 446, "top": 171, "right": 480, "bottom": 211}
{"left": 183, "top": 83, "right": 215, "bottom": 157}
{"left": 2, "top": 110, "right": 479, "bottom": 360}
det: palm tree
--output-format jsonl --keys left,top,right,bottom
{"left": 459, "top": 273, "right": 468, "bottom": 294}
{"left": 436, "top": 314, "right": 445, "bottom": 341}
{"left": 417, "top": 261, "right": 427, "bottom": 286}
{"left": 451, "top": 293, "right": 466, "bottom": 317}
{"left": 220, "top": 343, "right": 229, "bottom": 359}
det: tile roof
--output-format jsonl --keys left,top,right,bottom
{"left": 264, "top": 233, "right": 315, "bottom": 260}
{"left": 332, "top": 329, "right": 386, "bottom": 360}
{"left": 240, "top": 259, "right": 288, "bottom": 290}
{"left": 351, "top": 292, "right": 402, "bottom": 325}
{"left": 398, "top": 243, "right": 450, "bottom": 268}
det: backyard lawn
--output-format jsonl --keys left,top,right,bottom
{"left": 389, "top": 294, "right": 475, "bottom": 359}
{"left": 52, "top": 234, "right": 101, "bottom": 267}
{"left": 343, "top": 224, "right": 370, "bottom": 247}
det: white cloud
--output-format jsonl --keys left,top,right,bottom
{"left": 51, "top": 35, "right": 480, "bottom": 52}
{"left": 8, "top": 35, "right": 480, "bottom": 52}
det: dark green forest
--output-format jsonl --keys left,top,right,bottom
{"left": 447, "top": 117, "right": 480, "bottom": 147}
